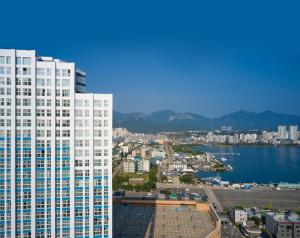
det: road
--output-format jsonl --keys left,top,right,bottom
{"left": 156, "top": 143, "right": 174, "bottom": 183}
{"left": 204, "top": 187, "right": 224, "bottom": 212}
{"left": 164, "top": 143, "right": 173, "bottom": 169}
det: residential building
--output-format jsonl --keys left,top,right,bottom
{"left": 229, "top": 208, "right": 248, "bottom": 225}
{"left": 0, "top": 49, "right": 112, "bottom": 237}
{"left": 278, "top": 125, "right": 287, "bottom": 140}
{"left": 120, "top": 145, "right": 131, "bottom": 154}
{"left": 150, "top": 157, "right": 162, "bottom": 167}
{"left": 142, "top": 159, "right": 150, "bottom": 172}
{"left": 122, "top": 158, "right": 135, "bottom": 173}
{"left": 265, "top": 212, "right": 300, "bottom": 238}
{"left": 134, "top": 156, "right": 143, "bottom": 173}
{"left": 289, "top": 125, "right": 298, "bottom": 141}
{"left": 241, "top": 221, "right": 261, "bottom": 238}
{"left": 169, "top": 161, "right": 187, "bottom": 171}
{"left": 141, "top": 148, "right": 150, "bottom": 159}
{"left": 151, "top": 149, "right": 166, "bottom": 159}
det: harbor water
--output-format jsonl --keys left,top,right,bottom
{"left": 194, "top": 145, "right": 300, "bottom": 184}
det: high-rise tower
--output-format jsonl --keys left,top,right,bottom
{"left": 0, "top": 49, "right": 112, "bottom": 237}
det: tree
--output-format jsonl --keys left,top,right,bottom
{"left": 180, "top": 174, "right": 195, "bottom": 184}
{"left": 250, "top": 217, "right": 261, "bottom": 226}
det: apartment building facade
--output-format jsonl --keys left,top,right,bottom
{"left": 0, "top": 49, "right": 112, "bottom": 238}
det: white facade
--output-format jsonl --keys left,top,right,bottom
{"left": 170, "top": 162, "right": 187, "bottom": 171}
{"left": 265, "top": 212, "right": 300, "bottom": 238}
{"left": 122, "top": 159, "right": 135, "bottom": 173}
{"left": 0, "top": 49, "right": 112, "bottom": 238}
{"left": 230, "top": 208, "right": 248, "bottom": 225}
{"left": 289, "top": 125, "right": 298, "bottom": 141}
{"left": 278, "top": 125, "right": 287, "bottom": 140}
{"left": 151, "top": 150, "right": 166, "bottom": 159}
{"left": 142, "top": 159, "right": 150, "bottom": 172}
{"left": 120, "top": 145, "right": 131, "bottom": 154}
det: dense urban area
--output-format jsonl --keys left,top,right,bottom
{"left": 112, "top": 126, "right": 300, "bottom": 238}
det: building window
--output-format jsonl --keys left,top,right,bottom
{"left": 23, "top": 67, "right": 31, "bottom": 75}
{"left": 37, "top": 78, "right": 45, "bottom": 86}
{"left": 23, "top": 57, "right": 31, "bottom": 65}
{"left": 6, "top": 56, "right": 11, "bottom": 64}
{"left": 62, "top": 69, "right": 70, "bottom": 77}
{"left": 62, "top": 90, "right": 70, "bottom": 97}
{"left": 0, "top": 66, "right": 4, "bottom": 75}
{"left": 16, "top": 57, "right": 22, "bottom": 64}
{"left": 37, "top": 68, "right": 45, "bottom": 76}
{"left": 94, "top": 100, "right": 102, "bottom": 107}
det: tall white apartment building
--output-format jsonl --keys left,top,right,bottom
{"left": 277, "top": 125, "right": 287, "bottom": 140}
{"left": 289, "top": 125, "right": 298, "bottom": 141}
{"left": 0, "top": 49, "right": 112, "bottom": 238}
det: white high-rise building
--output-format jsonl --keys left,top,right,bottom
{"left": 277, "top": 125, "right": 287, "bottom": 140}
{"left": 289, "top": 125, "right": 298, "bottom": 141}
{"left": 0, "top": 49, "right": 112, "bottom": 238}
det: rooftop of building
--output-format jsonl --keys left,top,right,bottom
{"left": 266, "top": 212, "right": 300, "bottom": 223}
{"left": 1, "top": 49, "right": 86, "bottom": 75}
{"left": 113, "top": 200, "right": 219, "bottom": 238}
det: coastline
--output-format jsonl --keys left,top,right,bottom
{"left": 192, "top": 144, "right": 300, "bottom": 184}
{"left": 189, "top": 143, "right": 300, "bottom": 148}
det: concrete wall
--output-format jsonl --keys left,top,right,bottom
{"left": 206, "top": 205, "right": 221, "bottom": 238}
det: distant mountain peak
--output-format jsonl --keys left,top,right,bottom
{"left": 168, "top": 113, "right": 195, "bottom": 121}
{"left": 113, "top": 109, "right": 300, "bottom": 133}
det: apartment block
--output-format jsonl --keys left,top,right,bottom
{"left": 0, "top": 49, "right": 112, "bottom": 238}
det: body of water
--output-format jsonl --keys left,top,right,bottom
{"left": 194, "top": 145, "right": 300, "bottom": 184}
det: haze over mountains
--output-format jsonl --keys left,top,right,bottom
{"left": 113, "top": 110, "right": 300, "bottom": 133}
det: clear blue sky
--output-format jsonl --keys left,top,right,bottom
{"left": 2, "top": 0, "right": 300, "bottom": 117}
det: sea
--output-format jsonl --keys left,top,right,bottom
{"left": 193, "top": 145, "right": 300, "bottom": 184}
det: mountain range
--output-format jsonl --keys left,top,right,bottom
{"left": 113, "top": 110, "right": 300, "bottom": 133}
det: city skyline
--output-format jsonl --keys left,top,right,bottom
{"left": 1, "top": 1, "right": 300, "bottom": 117}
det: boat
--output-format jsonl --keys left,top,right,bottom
{"left": 220, "top": 157, "right": 227, "bottom": 162}
{"left": 227, "top": 165, "right": 233, "bottom": 170}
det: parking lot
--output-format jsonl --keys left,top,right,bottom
{"left": 213, "top": 188, "right": 300, "bottom": 210}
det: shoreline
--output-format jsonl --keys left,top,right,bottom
{"left": 189, "top": 143, "right": 300, "bottom": 148}
{"left": 194, "top": 170, "right": 300, "bottom": 185}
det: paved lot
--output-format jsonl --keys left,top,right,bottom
{"left": 213, "top": 189, "right": 300, "bottom": 210}
{"left": 113, "top": 204, "right": 215, "bottom": 238}
{"left": 152, "top": 205, "right": 214, "bottom": 238}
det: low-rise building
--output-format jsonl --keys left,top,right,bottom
{"left": 265, "top": 212, "right": 300, "bottom": 238}
{"left": 230, "top": 208, "right": 248, "bottom": 225}
{"left": 241, "top": 221, "right": 261, "bottom": 238}
{"left": 150, "top": 157, "right": 162, "bottom": 167}
{"left": 151, "top": 149, "right": 166, "bottom": 159}
{"left": 141, "top": 148, "right": 151, "bottom": 158}
{"left": 134, "top": 156, "right": 143, "bottom": 173}
{"left": 121, "top": 144, "right": 132, "bottom": 154}
{"left": 128, "top": 178, "right": 144, "bottom": 185}
{"left": 170, "top": 161, "right": 187, "bottom": 171}
{"left": 142, "top": 159, "right": 150, "bottom": 172}
{"left": 123, "top": 158, "right": 135, "bottom": 173}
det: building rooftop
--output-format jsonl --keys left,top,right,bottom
{"left": 113, "top": 200, "right": 219, "bottom": 238}
{"left": 267, "top": 212, "right": 300, "bottom": 223}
